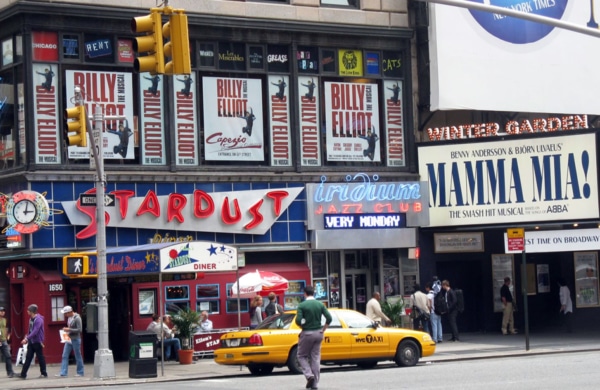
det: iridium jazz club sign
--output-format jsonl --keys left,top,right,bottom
{"left": 305, "top": 174, "right": 429, "bottom": 230}
{"left": 418, "top": 133, "right": 599, "bottom": 227}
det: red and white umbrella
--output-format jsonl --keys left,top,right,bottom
{"left": 231, "top": 270, "right": 289, "bottom": 298}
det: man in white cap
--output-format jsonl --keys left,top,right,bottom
{"left": 55, "top": 305, "right": 84, "bottom": 377}
{"left": 0, "top": 306, "right": 14, "bottom": 377}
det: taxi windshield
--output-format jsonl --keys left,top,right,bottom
{"left": 257, "top": 313, "right": 296, "bottom": 330}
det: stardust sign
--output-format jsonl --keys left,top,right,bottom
{"left": 418, "top": 133, "right": 600, "bottom": 227}
{"left": 160, "top": 242, "right": 237, "bottom": 273}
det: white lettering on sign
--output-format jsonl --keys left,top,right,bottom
{"left": 49, "top": 283, "right": 64, "bottom": 292}
{"left": 427, "top": 115, "right": 588, "bottom": 141}
{"left": 325, "top": 215, "right": 354, "bottom": 228}
{"left": 359, "top": 215, "right": 401, "bottom": 228}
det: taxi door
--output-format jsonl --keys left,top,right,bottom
{"left": 337, "top": 310, "right": 390, "bottom": 359}
{"left": 320, "top": 311, "right": 352, "bottom": 361}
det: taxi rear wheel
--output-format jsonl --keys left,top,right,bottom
{"left": 394, "top": 340, "right": 419, "bottom": 367}
{"left": 287, "top": 346, "right": 302, "bottom": 374}
{"left": 247, "top": 363, "right": 275, "bottom": 376}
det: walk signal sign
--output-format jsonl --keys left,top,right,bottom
{"left": 63, "top": 255, "right": 90, "bottom": 276}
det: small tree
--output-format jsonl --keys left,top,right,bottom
{"left": 171, "top": 308, "right": 201, "bottom": 350}
{"left": 381, "top": 297, "right": 404, "bottom": 327}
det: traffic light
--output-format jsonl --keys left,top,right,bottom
{"left": 132, "top": 9, "right": 165, "bottom": 74}
{"left": 64, "top": 105, "right": 87, "bottom": 147}
{"left": 63, "top": 255, "right": 89, "bottom": 276}
{"left": 163, "top": 9, "right": 191, "bottom": 75}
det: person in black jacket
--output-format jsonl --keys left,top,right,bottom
{"left": 442, "top": 280, "right": 460, "bottom": 342}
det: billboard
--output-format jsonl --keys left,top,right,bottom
{"left": 418, "top": 132, "right": 600, "bottom": 227}
{"left": 429, "top": 1, "right": 600, "bottom": 114}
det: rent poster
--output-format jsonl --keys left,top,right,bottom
{"left": 297, "top": 76, "right": 321, "bottom": 166}
{"left": 173, "top": 73, "right": 198, "bottom": 166}
{"left": 32, "top": 63, "right": 61, "bottom": 164}
{"left": 268, "top": 75, "right": 291, "bottom": 167}
{"left": 324, "top": 81, "right": 380, "bottom": 162}
{"left": 202, "top": 76, "right": 264, "bottom": 161}
{"left": 65, "top": 70, "right": 134, "bottom": 159}
{"left": 139, "top": 73, "right": 166, "bottom": 165}
{"left": 383, "top": 80, "right": 405, "bottom": 167}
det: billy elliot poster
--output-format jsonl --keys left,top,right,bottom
{"left": 173, "top": 72, "right": 198, "bottom": 166}
{"left": 32, "top": 64, "right": 60, "bottom": 164}
{"left": 268, "top": 75, "right": 291, "bottom": 167}
{"left": 297, "top": 76, "right": 321, "bottom": 166}
{"left": 202, "top": 76, "right": 264, "bottom": 161}
{"left": 324, "top": 81, "right": 380, "bottom": 162}
{"left": 65, "top": 70, "right": 134, "bottom": 160}
{"left": 139, "top": 72, "right": 166, "bottom": 165}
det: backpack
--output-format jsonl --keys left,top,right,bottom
{"left": 434, "top": 291, "right": 448, "bottom": 315}
{"left": 455, "top": 288, "right": 465, "bottom": 313}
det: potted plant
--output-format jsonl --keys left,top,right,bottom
{"left": 381, "top": 296, "right": 405, "bottom": 328}
{"left": 171, "top": 308, "right": 201, "bottom": 364}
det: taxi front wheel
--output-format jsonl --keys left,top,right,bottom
{"left": 394, "top": 340, "right": 419, "bottom": 367}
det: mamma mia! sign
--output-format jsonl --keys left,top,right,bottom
{"left": 418, "top": 133, "right": 599, "bottom": 227}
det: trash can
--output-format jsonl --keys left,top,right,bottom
{"left": 128, "top": 331, "right": 157, "bottom": 378}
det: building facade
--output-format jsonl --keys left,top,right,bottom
{"left": 0, "top": 0, "right": 425, "bottom": 363}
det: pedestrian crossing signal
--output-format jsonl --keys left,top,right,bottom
{"left": 63, "top": 255, "right": 89, "bottom": 276}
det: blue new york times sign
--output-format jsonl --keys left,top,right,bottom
{"left": 323, "top": 213, "right": 405, "bottom": 229}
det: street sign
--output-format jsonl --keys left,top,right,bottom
{"left": 507, "top": 227, "right": 525, "bottom": 252}
{"left": 89, "top": 128, "right": 101, "bottom": 170}
{"left": 79, "top": 194, "right": 115, "bottom": 207}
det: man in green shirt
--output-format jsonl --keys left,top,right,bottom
{"left": 295, "top": 285, "right": 332, "bottom": 390}
{"left": 0, "top": 306, "right": 14, "bottom": 378}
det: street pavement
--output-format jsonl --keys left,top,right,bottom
{"left": 4, "top": 329, "right": 600, "bottom": 389}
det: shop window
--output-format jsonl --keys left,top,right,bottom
{"left": 365, "top": 51, "right": 380, "bottom": 76}
{"left": 62, "top": 34, "right": 80, "bottom": 60}
{"left": 321, "top": 0, "right": 359, "bottom": 7}
{"left": 285, "top": 280, "right": 305, "bottom": 310}
{"left": 382, "top": 50, "right": 403, "bottom": 78}
{"left": 51, "top": 296, "right": 65, "bottom": 322}
{"left": 267, "top": 45, "right": 290, "bottom": 73}
{"left": 226, "top": 283, "right": 249, "bottom": 313}
{"left": 165, "top": 285, "right": 189, "bottom": 314}
{"left": 116, "top": 39, "right": 134, "bottom": 64}
{"left": 197, "top": 284, "right": 220, "bottom": 314}
{"left": 2, "top": 37, "right": 13, "bottom": 67}
{"left": 0, "top": 71, "right": 17, "bottom": 169}
{"left": 198, "top": 42, "right": 216, "bottom": 68}
{"left": 297, "top": 46, "right": 319, "bottom": 74}
{"left": 138, "top": 289, "right": 156, "bottom": 316}
{"left": 321, "top": 49, "right": 336, "bottom": 74}
{"left": 248, "top": 45, "right": 265, "bottom": 71}
{"left": 218, "top": 42, "right": 246, "bottom": 71}
{"left": 83, "top": 34, "right": 115, "bottom": 64}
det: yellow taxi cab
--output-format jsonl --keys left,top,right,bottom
{"left": 214, "top": 308, "right": 435, "bottom": 375}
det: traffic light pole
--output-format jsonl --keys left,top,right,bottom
{"left": 74, "top": 86, "right": 115, "bottom": 379}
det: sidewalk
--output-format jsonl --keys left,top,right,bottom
{"left": 5, "top": 330, "right": 600, "bottom": 390}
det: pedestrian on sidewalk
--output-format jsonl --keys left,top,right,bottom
{"left": 0, "top": 306, "right": 15, "bottom": 378}
{"left": 426, "top": 283, "right": 442, "bottom": 343}
{"left": 442, "top": 280, "right": 460, "bottom": 342}
{"left": 558, "top": 278, "right": 573, "bottom": 333}
{"left": 56, "top": 305, "right": 84, "bottom": 377}
{"left": 411, "top": 284, "right": 431, "bottom": 333}
{"left": 295, "top": 285, "right": 332, "bottom": 390}
{"left": 500, "top": 277, "right": 518, "bottom": 335}
{"left": 19, "top": 304, "right": 48, "bottom": 379}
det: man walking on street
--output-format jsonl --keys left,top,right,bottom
{"left": 19, "top": 304, "right": 48, "bottom": 379}
{"left": 295, "top": 285, "right": 332, "bottom": 390}
{"left": 0, "top": 306, "right": 14, "bottom": 377}
{"left": 442, "top": 280, "right": 460, "bottom": 342}
{"left": 500, "top": 277, "right": 518, "bottom": 335}
{"left": 366, "top": 291, "right": 390, "bottom": 325}
{"left": 56, "top": 305, "right": 84, "bottom": 377}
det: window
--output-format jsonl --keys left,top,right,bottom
{"left": 165, "top": 285, "right": 189, "bottom": 314}
{"left": 321, "top": 0, "right": 359, "bottom": 7}
{"left": 226, "top": 283, "right": 249, "bottom": 313}
{"left": 138, "top": 289, "right": 156, "bottom": 316}
{"left": 51, "top": 296, "right": 65, "bottom": 322}
{"left": 197, "top": 284, "right": 220, "bottom": 314}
